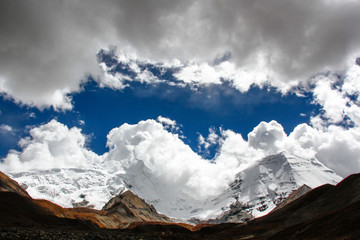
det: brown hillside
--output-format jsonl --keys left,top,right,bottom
{"left": 0, "top": 171, "right": 30, "bottom": 197}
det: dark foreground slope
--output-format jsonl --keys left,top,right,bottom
{"left": 0, "top": 171, "right": 359, "bottom": 239}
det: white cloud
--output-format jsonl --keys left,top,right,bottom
{"left": 156, "top": 116, "right": 179, "bottom": 131}
{"left": 198, "top": 127, "right": 221, "bottom": 150}
{"left": 175, "top": 62, "right": 223, "bottom": 86}
{"left": 1, "top": 0, "right": 360, "bottom": 109}
{"left": 343, "top": 64, "right": 360, "bottom": 97}
{"left": 214, "top": 129, "right": 264, "bottom": 172}
{"left": 248, "top": 121, "right": 287, "bottom": 153}
{"left": 98, "top": 62, "right": 131, "bottom": 90}
{"left": 104, "top": 119, "right": 226, "bottom": 198}
{"left": 289, "top": 124, "right": 360, "bottom": 177}
{"left": 310, "top": 61, "right": 360, "bottom": 127}
{"left": 312, "top": 76, "right": 347, "bottom": 123}
{"left": 0, "top": 124, "right": 13, "bottom": 133}
{"left": 315, "top": 126, "right": 360, "bottom": 177}
{"left": 97, "top": 55, "right": 164, "bottom": 90}
{"left": 2, "top": 117, "right": 360, "bottom": 203}
{"left": 1, "top": 120, "right": 100, "bottom": 172}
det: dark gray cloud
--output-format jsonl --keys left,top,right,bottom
{"left": 1, "top": 0, "right": 360, "bottom": 108}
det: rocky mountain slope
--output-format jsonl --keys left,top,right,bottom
{"left": 0, "top": 170, "right": 30, "bottom": 197}
{"left": 5, "top": 151, "right": 342, "bottom": 222}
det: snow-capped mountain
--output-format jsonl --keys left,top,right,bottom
{"left": 6, "top": 151, "right": 342, "bottom": 221}
{"left": 203, "top": 151, "right": 342, "bottom": 219}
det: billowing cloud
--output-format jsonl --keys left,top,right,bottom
{"left": 289, "top": 124, "right": 360, "bottom": 177}
{"left": 248, "top": 121, "right": 287, "bottom": 153}
{"left": 104, "top": 119, "right": 230, "bottom": 198}
{"left": 1, "top": 0, "right": 360, "bottom": 109}
{"left": 2, "top": 118, "right": 359, "bottom": 203}
{"left": 1, "top": 120, "right": 101, "bottom": 172}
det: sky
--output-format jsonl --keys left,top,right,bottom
{"left": 1, "top": 0, "right": 360, "bottom": 196}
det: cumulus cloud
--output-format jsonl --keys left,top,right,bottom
{"left": 3, "top": 117, "right": 359, "bottom": 204}
{"left": 1, "top": 0, "right": 360, "bottom": 109}
{"left": 214, "top": 129, "right": 263, "bottom": 172}
{"left": 1, "top": 120, "right": 100, "bottom": 172}
{"left": 289, "top": 124, "right": 360, "bottom": 177}
{"left": 248, "top": 121, "right": 287, "bottom": 153}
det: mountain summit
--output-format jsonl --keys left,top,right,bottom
{"left": 216, "top": 152, "right": 342, "bottom": 218}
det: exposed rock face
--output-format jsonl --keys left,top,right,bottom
{"left": 195, "top": 200, "right": 253, "bottom": 224}
{"left": 272, "top": 184, "right": 312, "bottom": 211}
{"left": 102, "top": 190, "right": 171, "bottom": 223}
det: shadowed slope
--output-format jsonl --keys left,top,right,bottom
{"left": 0, "top": 191, "right": 98, "bottom": 230}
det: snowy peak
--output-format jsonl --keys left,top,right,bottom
{"left": 279, "top": 152, "right": 341, "bottom": 188}
{"left": 226, "top": 152, "right": 342, "bottom": 217}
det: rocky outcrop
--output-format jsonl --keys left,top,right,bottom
{"left": 102, "top": 190, "right": 171, "bottom": 224}
{"left": 272, "top": 184, "right": 312, "bottom": 211}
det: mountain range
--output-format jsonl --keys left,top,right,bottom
{"left": 1, "top": 166, "right": 360, "bottom": 239}
{"left": 5, "top": 152, "right": 341, "bottom": 223}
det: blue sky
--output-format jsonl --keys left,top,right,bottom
{"left": 0, "top": 71, "right": 317, "bottom": 160}
{"left": 1, "top": 0, "right": 360, "bottom": 179}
